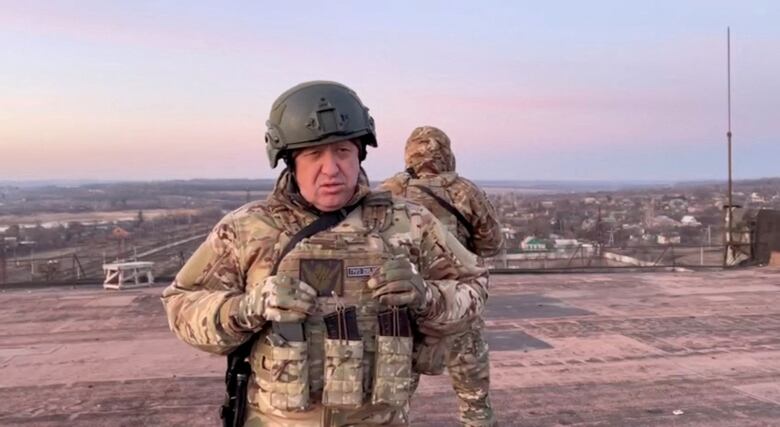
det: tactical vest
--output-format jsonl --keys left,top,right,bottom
{"left": 247, "top": 199, "right": 414, "bottom": 415}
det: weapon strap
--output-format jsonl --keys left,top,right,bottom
{"left": 409, "top": 184, "right": 475, "bottom": 240}
{"left": 221, "top": 197, "right": 364, "bottom": 427}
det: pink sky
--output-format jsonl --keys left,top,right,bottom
{"left": 1, "top": 1, "right": 778, "bottom": 181}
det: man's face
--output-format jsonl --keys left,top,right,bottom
{"left": 294, "top": 140, "right": 360, "bottom": 212}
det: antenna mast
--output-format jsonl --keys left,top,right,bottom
{"left": 724, "top": 27, "right": 734, "bottom": 266}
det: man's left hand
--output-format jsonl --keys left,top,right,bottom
{"left": 368, "top": 255, "right": 429, "bottom": 312}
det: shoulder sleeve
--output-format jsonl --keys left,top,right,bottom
{"left": 407, "top": 205, "right": 489, "bottom": 337}
{"left": 376, "top": 173, "right": 410, "bottom": 197}
{"left": 161, "top": 209, "right": 257, "bottom": 355}
{"left": 455, "top": 178, "right": 504, "bottom": 258}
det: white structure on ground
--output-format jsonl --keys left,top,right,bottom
{"left": 103, "top": 261, "right": 154, "bottom": 290}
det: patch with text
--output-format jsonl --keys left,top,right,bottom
{"left": 346, "top": 265, "right": 379, "bottom": 278}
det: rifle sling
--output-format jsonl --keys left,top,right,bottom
{"left": 410, "top": 184, "right": 475, "bottom": 239}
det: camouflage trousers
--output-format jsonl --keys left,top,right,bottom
{"left": 446, "top": 318, "right": 495, "bottom": 427}
{"left": 243, "top": 402, "right": 409, "bottom": 427}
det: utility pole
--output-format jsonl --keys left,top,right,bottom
{"left": 723, "top": 26, "right": 735, "bottom": 267}
{"left": 0, "top": 244, "right": 6, "bottom": 285}
{"left": 29, "top": 245, "right": 35, "bottom": 281}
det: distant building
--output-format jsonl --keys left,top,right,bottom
{"left": 554, "top": 239, "right": 579, "bottom": 250}
{"left": 680, "top": 215, "right": 701, "bottom": 227}
{"left": 501, "top": 227, "right": 517, "bottom": 241}
{"left": 520, "top": 236, "right": 547, "bottom": 251}
{"left": 657, "top": 233, "right": 681, "bottom": 245}
{"left": 651, "top": 215, "right": 680, "bottom": 227}
{"left": 749, "top": 192, "right": 766, "bottom": 204}
{"left": 662, "top": 195, "right": 688, "bottom": 213}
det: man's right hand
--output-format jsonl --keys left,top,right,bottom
{"left": 235, "top": 275, "right": 317, "bottom": 330}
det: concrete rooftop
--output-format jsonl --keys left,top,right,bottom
{"left": 1, "top": 268, "right": 780, "bottom": 426}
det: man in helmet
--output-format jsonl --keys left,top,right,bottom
{"left": 379, "top": 126, "right": 503, "bottom": 427}
{"left": 162, "top": 82, "right": 488, "bottom": 426}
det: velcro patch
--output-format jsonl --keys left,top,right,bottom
{"left": 300, "top": 259, "right": 344, "bottom": 296}
{"left": 346, "top": 266, "right": 379, "bottom": 278}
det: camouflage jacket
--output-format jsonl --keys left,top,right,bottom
{"left": 161, "top": 169, "right": 488, "bottom": 354}
{"left": 379, "top": 126, "right": 504, "bottom": 258}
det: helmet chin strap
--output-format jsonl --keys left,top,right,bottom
{"left": 285, "top": 166, "right": 300, "bottom": 194}
{"left": 352, "top": 139, "right": 367, "bottom": 162}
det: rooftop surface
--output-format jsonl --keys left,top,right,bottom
{"left": 2, "top": 268, "right": 780, "bottom": 426}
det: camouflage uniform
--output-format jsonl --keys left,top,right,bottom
{"left": 162, "top": 169, "right": 488, "bottom": 426}
{"left": 380, "top": 126, "right": 503, "bottom": 427}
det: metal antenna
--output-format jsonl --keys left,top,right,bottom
{"left": 724, "top": 27, "right": 734, "bottom": 267}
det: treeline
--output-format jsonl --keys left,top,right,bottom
{"left": 0, "top": 179, "right": 278, "bottom": 216}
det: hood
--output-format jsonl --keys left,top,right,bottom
{"left": 404, "top": 126, "right": 456, "bottom": 177}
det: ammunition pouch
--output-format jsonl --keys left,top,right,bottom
{"left": 255, "top": 336, "right": 310, "bottom": 412}
{"left": 372, "top": 336, "right": 413, "bottom": 406}
{"left": 323, "top": 338, "right": 364, "bottom": 408}
{"left": 372, "top": 307, "right": 413, "bottom": 406}
{"left": 322, "top": 305, "right": 365, "bottom": 408}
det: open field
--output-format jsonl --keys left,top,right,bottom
{"left": 0, "top": 208, "right": 201, "bottom": 229}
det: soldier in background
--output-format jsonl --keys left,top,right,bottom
{"left": 380, "top": 126, "right": 503, "bottom": 427}
{"left": 162, "top": 82, "right": 488, "bottom": 426}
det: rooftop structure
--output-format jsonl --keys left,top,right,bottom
{"left": 1, "top": 268, "right": 779, "bottom": 425}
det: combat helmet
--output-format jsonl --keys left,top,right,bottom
{"left": 265, "top": 81, "right": 377, "bottom": 168}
